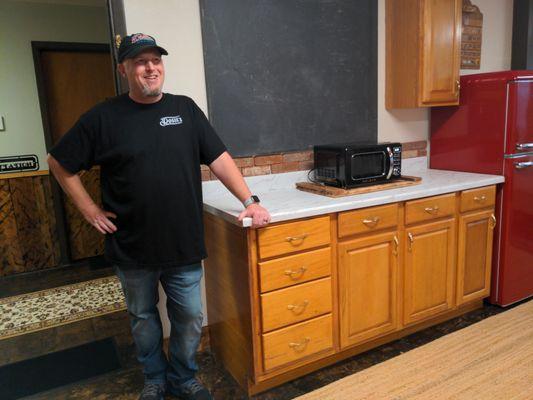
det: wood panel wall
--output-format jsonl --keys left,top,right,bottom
{"left": 66, "top": 168, "right": 104, "bottom": 261}
{"left": 0, "top": 174, "right": 60, "bottom": 276}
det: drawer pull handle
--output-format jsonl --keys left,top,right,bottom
{"left": 490, "top": 214, "right": 497, "bottom": 229}
{"left": 408, "top": 232, "right": 414, "bottom": 251}
{"left": 286, "top": 234, "right": 308, "bottom": 244}
{"left": 287, "top": 300, "right": 309, "bottom": 314}
{"left": 474, "top": 195, "right": 486, "bottom": 202}
{"left": 362, "top": 216, "right": 380, "bottom": 227}
{"left": 288, "top": 337, "right": 311, "bottom": 352}
{"left": 393, "top": 235, "right": 399, "bottom": 256}
{"left": 424, "top": 206, "right": 440, "bottom": 214}
{"left": 284, "top": 266, "right": 308, "bottom": 279}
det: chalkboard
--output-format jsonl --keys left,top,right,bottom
{"left": 200, "top": 0, "right": 377, "bottom": 157}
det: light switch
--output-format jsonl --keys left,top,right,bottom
{"left": 0, "top": 116, "right": 5, "bottom": 132}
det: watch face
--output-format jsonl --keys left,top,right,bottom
{"left": 252, "top": 195, "right": 260, "bottom": 203}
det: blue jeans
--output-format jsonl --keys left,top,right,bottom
{"left": 114, "top": 263, "right": 204, "bottom": 387}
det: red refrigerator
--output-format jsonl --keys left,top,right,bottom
{"left": 431, "top": 70, "right": 533, "bottom": 306}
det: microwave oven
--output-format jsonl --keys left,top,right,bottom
{"left": 313, "top": 142, "right": 402, "bottom": 188}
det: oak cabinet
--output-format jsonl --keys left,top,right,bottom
{"left": 403, "top": 218, "right": 456, "bottom": 325}
{"left": 457, "top": 210, "right": 496, "bottom": 305}
{"left": 338, "top": 231, "right": 399, "bottom": 348}
{"left": 386, "top": 0, "right": 462, "bottom": 109}
{"left": 203, "top": 185, "right": 497, "bottom": 396}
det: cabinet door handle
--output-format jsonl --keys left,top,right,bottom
{"left": 284, "top": 266, "right": 307, "bottom": 279}
{"left": 490, "top": 214, "right": 497, "bottom": 229}
{"left": 424, "top": 206, "right": 440, "bottom": 214}
{"left": 393, "top": 235, "right": 399, "bottom": 256}
{"left": 362, "top": 216, "right": 380, "bottom": 227}
{"left": 287, "top": 300, "right": 309, "bottom": 314}
{"left": 474, "top": 195, "right": 486, "bottom": 202}
{"left": 288, "top": 337, "right": 310, "bottom": 352}
{"left": 456, "top": 79, "right": 461, "bottom": 93}
{"left": 408, "top": 232, "right": 414, "bottom": 251}
{"left": 285, "top": 233, "right": 308, "bottom": 243}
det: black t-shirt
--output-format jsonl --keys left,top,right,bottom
{"left": 50, "top": 93, "right": 226, "bottom": 268}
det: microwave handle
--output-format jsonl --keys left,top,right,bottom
{"left": 386, "top": 147, "right": 394, "bottom": 179}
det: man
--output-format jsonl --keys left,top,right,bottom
{"left": 47, "top": 33, "right": 270, "bottom": 400}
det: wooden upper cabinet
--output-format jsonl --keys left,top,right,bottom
{"left": 386, "top": 0, "right": 462, "bottom": 109}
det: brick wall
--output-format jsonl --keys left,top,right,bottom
{"left": 201, "top": 140, "right": 427, "bottom": 181}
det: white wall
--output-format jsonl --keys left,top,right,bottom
{"left": 0, "top": 1, "right": 109, "bottom": 169}
{"left": 122, "top": 0, "right": 515, "bottom": 335}
{"left": 122, "top": 0, "right": 209, "bottom": 115}
{"left": 461, "top": 0, "right": 514, "bottom": 75}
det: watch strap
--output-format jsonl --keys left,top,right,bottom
{"left": 243, "top": 195, "right": 260, "bottom": 207}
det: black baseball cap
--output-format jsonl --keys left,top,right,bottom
{"left": 117, "top": 33, "right": 168, "bottom": 63}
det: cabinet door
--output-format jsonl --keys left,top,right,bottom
{"left": 457, "top": 210, "right": 496, "bottom": 305}
{"left": 404, "top": 219, "right": 455, "bottom": 325}
{"left": 338, "top": 231, "right": 399, "bottom": 348}
{"left": 419, "top": 0, "right": 461, "bottom": 105}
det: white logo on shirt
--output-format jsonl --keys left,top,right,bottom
{"left": 160, "top": 115, "right": 183, "bottom": 126}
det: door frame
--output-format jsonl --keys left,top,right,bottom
{"left": 107, "top": 0, "right": 129, "bottom": 94}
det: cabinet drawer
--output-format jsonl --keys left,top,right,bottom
{"left": 258, "top": 247, "right": 331, "bottom": 293}
{"left": 261, "top": 277, "right": 332, "bottom": 332}
{"left": 338, "top": 204, "right": 399, "bottom": 237}
{"left": 262, "top": 314, "right": 333, "bottom": 371}
{"left": 460, "top": 186, "right": 496, "bottom": 213}
{"left": 257, "top": 216, "right": 330, "bottom": 259}
{"left": 405, "top": 193, "right": 455, "bottom": 225}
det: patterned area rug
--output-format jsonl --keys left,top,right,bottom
{"left": 0, "top": 276, "right": 126, "bottom": 340}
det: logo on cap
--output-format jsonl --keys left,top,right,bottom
{"left": 131, "top": 33, "right": 155, "bottom": 44}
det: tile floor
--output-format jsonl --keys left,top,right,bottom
{"left": 20, "top": 301, "right": 509, "bottom": 400}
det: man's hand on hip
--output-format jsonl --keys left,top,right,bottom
{"left": 238, "top": 203, "right": 271, "bottom": 228}
{"left": 82, "top": 204, "right": 118, "bottom": 234}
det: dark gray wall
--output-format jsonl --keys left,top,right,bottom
{"left": 200, "top": 0, "right": 378, "bottom": 157}
{"left": 512, "top": 0, "right": 533, "bottom": 69}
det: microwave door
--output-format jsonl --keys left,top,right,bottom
{"left": 351, "top": 151, "right": 389, "bottom": 181}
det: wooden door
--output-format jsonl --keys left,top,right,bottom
{"left": 404, "top": 218, "right": 456, "bottom": 325}
{"left": 457, "top": 210, "right": 495, "bottom": 305}
{"left": 419, "top": 0, "right": 461, "bottom": 105}
{"left": 338, "top": 231, "right": 399, "bottom": 348}
{"left": 41, "top": 49, "right": 115, "bottom": 260}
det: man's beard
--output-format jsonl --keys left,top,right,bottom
{"left": 142, "top": 84, "right": 162, "bottom": 97}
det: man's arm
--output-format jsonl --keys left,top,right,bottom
{"left": 47, "top": 155, "right": 117, "bottom": 234}
{"left": 208, "top": 151, "right": 271, "bottom": 228}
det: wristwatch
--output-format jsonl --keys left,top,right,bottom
{"left": 243, "top": 195, "right": 260, "bottom": 207}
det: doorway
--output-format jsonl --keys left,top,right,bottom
{"left": 34, "top": 42, "right": 115, "bottom": 264}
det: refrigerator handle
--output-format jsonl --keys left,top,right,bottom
{"left": 516, "top": 142, "right": 533, "bottom": 151}
{"left": 515, "top": 161, "right": 533, "bottom": 169}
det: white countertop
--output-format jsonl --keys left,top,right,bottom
{"left": 202, "top": 157, "right": 505, "bottom": 228}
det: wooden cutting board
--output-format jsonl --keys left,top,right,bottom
{"left": 295, "top": 176, "right": 422, "bottom": 198}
